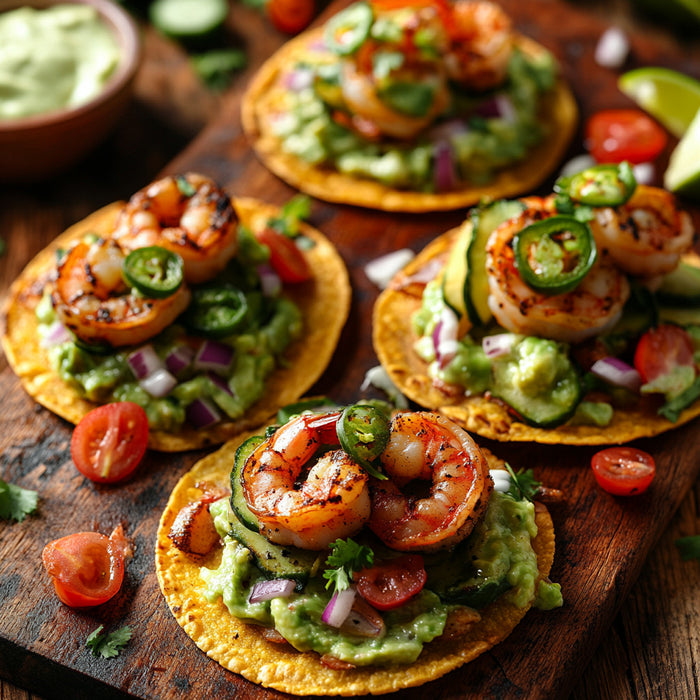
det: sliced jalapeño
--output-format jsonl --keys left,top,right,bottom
{"left": 336, "top": 403, "right": 389, "bottom": 480}
{"left": 554, "top": 161, "right": 637, "bottom": 208}
{"left": 324, "top": 2, "right": 373, "bottom": 56}
{"left": 122, "top": 246, "right": 185, "bottom": 299}
{"left": 184, "top": 285, "right": 249, "bottom": 338}
{"left": 513, "top": 216, "right": 597, "bottom": 295}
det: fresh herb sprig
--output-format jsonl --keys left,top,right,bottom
{"left": 323, "top": 538, "right": 374, "bottom": 594}
{"left": 0, "top": 478, "right": 38, "bottom": 522}
{"left": 505, "top": 465, "right": 541, "bottom": 502}
{"left": 86, "top": 625, "right": 132, "bottom": 659}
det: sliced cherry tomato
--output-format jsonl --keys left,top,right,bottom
{"left": 71, "top": 402, "right": 149, "bottom": 483}
{"left": 266, "top": 0, "right": 315, "bottom": 34}
{"left": 585, "top": 109, "right": 667, "bottom": 165}
{"left": 41, "top": 525, "right": 129, "bottom": 607}
{"left": 355, "top": 554, "right": 427, "bottom": 610}
{"left": 591, "top": 446, "right": 656, "bottom": 496}
{"left": 255, "top": 227, "right": 311, "bottom": 283}
{"left": 633, "top": 324, "right": 694, "bottom": 384}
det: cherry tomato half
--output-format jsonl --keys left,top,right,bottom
{"left": 255, "top": 227, "right": 312, "bottom": 283}
{"left": 591, "top": 446, "right": 656, "bottom": 496}
{"left": 585, "top": 109, "right": 667, "bottom": 164}
{"left": 266, "top": 0, "right": 315, "bottom": 34}
{"left": 633, "top": 324, "right": 694, "bottom": 384}
{"left": 71, "top": 402, "right": 149, "bottom": 484}
{"left": 355, "top": 554, "right": 427, "bottom": 610}
{"left": 41, "top": 525, "right": 129, "bottom": 607}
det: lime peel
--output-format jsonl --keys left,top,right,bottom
{"left": 664, "top": 107, "right": 700, "bottom": 201}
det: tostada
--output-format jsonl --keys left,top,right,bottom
{"left": 1, "top": 173, "right": 350, "bottom": 451}
{"left": 242, "top": 0, "right": 577, "bottom": 211}
{"left": 373, "top": 162, "right": 700, "bottom": 444}
{"left": 155, "top": 403, "right": 560, "bottom": 695}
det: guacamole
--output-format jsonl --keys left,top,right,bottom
{"left": 202, "top": 490, "right": 548, "bottom": 666}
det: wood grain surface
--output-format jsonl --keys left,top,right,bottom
{"left": 1, "top": 2, "right": 699, "bottom": 699}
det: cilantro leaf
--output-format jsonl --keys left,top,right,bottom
{"left": 0, "top": 478, "right": 39, "bottom": 522}
{"left": 86, "top": 625, "right": 132, "bottom": 659}
{"left": 323, "top": 538, "right": 374, "bottom": 594}
{"left": 505, "top": 465, "right": 541, "bottom": 502}
{"left": 268, "top": 195, "right": 311, "bottom": 238}
{"left": 675, "top": 535, "right": 700, "bottom": 561}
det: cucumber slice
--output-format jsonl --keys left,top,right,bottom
{"left": 442, "top": 199, "right": 525, "bottom": 326}
{"left": 657, "top": 258, "right": 700, "bottom": 306}
{"left": 149, "top": 0, "right": 228, "bottom": 41}
{"left": 659, "top": 306, "right": 700, "bottom": 326}
{"left": 227, "top": 508, "right": 321, "bottom": 589}
{"left": 230, "top": 435, "right": 264, "bottom": 532}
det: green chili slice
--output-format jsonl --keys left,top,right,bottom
{"left": 183, "top": 285, "right": 249, "bottom": 339}
{"left": 122, "top": 246, "right": 184, "bottom": 299}
{"left": 513, "top": 216, "right": 597, "bottom": 295}
{"left": 336, "top": 404, "right": 389, "bottom": 480}
{"left": 554, "top": 161, "right": 637, "bottom": 207}
{"left": 324, "top": 2, "right": 373, "bottom": 56}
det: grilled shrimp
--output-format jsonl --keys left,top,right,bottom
{"left": 113, "top": 173, "right": 239, "bottom": 284}
{"left": 444, "top": 0, "right": 514, "bottom": 91}
{"left": 486, "top": 205, "right": 630, "bottom": 344}
{"left": 591, "top": 185, "right": 695, "bottom": 279}
{"left": 241, "top": 413, "right": 371, "bottom": 550}
{"left": 51, "top": 237, "right": 191, "bottom": 348}
{"left": 368, "top": 412, "right": 493, "bottom": 552}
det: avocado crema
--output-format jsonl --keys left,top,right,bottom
{"left": 35, "top": 228, "right": 302, "bottom": 432}
{"left": 270, "top": 3, "right": 556, "bottom": 191}
{"left": 201, "top": 491, "right": 562, "bottom": 666}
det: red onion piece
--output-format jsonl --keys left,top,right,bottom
{"left": 482, "top": 333, "right": 517, "bottom": 359}
{"left": 594, "top": 27, "right": 630, "bottom": 68}
{"left": 139, "top": 368, "right": 177, "bottom": 398}
{"left": 42, "top": 320, "right": 71, "bottom": 347}
{"left": 257, "top": 264, "right": 282, "bottom": 297}
{"left": 433, "top": 308, "right": 459, "bottom": 368}
{"left": 165, "top": 344, "right": 195, "bottom": 374}
{"left": 283, "top": 68, "right": 314, "bottom": 91}
{"left": 248, "top": 579, "right": 296, "bottom": 604}
{"left": 207, "top": 371, "right": 233, "bottom": 395}
{"left": 364, "top": 249, "right": 415, "bottom": 289}
{"left": 591, "top": 356, "right": 642, "bottom": 392}
{"left": 194, "top": 340, "right": 234, "bottom": 373}
{"left": 434, "top": 141, "right": 458, "bottom": 193}
{"left": 427, "top": 118, "right": 469, "bottom": 143}
{"left": 186, "top": 397, "right": 222, "bottom": 428}
{"left": 127, "top": 344, "right": 164, "bottom": 379}
{"left": 393, "top": 257, "right": 444, "bottom": 289}
{"left": 322, "top": 587, "right": 356, "bottom": 628}
{"left": 633, "top": 162, "right": 655, "bottom": 185}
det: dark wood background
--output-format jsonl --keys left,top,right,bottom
{"left": 1, "top": 1, "right": 699, "bottom": 699}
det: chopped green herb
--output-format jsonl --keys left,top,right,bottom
{"left": 505, "top": 465, "right": 541, "bottom": 502}
{"left": 675, "top": 535, "right": 700, "bottom": 561}
{"left": 323, "top": 538, "right": 374, "bottom": 593}
{"left": 86, "top": 625, "right": 132, "bottom": 658}
{"left": 0, "top": 478, "right": 38, "bottom": 522}
{"left": 268, "top": 195, "right": 312, "bottom": 238}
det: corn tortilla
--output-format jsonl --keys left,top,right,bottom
{"left": 372, "top": 228, "right": 700, "bottom": 445}
{"left": 155, "top": 428, "right": 556, "bottom": 695}
{"left": 242, "top": 28, "right": 578, "bottom": 213}
{"left": 1, "top": 198, "right": 351, "bottom": 452}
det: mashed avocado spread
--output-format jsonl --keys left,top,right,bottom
{"left": 0, "top": 5, "right": 120, "bottom": 120}
{"left": 201, "top": 490, "right": 556, "bottom": 666}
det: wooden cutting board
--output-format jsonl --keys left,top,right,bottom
{"left": 1, "top": 1, "right": 699, "bottom": 699}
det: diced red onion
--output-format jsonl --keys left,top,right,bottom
{"left": 257, "top": 264, "right": 282, "bottom": 297}
{"left": 283, "top": 68, "right": 314, "bottom": 92}
{"left": 186, "top": 397, "right": 222, "bottom": 428}
{"left": 165, "top": 344, "right": 194, "bottom": 374}
{"left": 340, "top": 604, "right": 385, "bottom": 637}
{"left": 42, "top": 320, "right": 71, "bottom": 347}
{"left": 433, "top": 307, "right": 459, "bottom": 368}
{"left": 364, "top": 249, "right": 415, "bottom": 289}
{"left": 248, "top": 578, "right": 296, "bottom": 604}
{"left": 434, "top": 140, "right": 458, "bottom": 193}
{"left": 322, "top": 587, "right": 356, "bottom": 628}
{"left": 475, "top": 95, "right": 516, "bottom": 122}
{"left": 559, "top": 153, "right": 596, "bottom": 179}
{"left": 194, "top": 340, "right": 234, "bottom": 373}
{"left": 591, "top": 356, "right": 642, "bottom": 392}
{"left": 594, "top": 27, "right": 630, "bottom": 68}
{"left": 127, "top": 345, "right": 164, "bottom": 380}
{"left": 482, "top": 333, "right": 517, "bottom": 359}
{"left": 633, "top": 162, "right": 655, "bottom": 185}
{"left": 427, "top": 118, "right": 469, "bottom": 143}
{"left": 208, "top": 371, "right": 233, "bottom": 395}
{"left": 139, "top": 368, "right": 177, "bottom": 398}
{"left": 394, "top": 257, "right": 444, "bottom": 289}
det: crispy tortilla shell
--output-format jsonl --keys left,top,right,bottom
{"left": 155, "top": 430, "right": 555, "bottom": 695}
{"left": 242, "top": 28, "right": 578, "bottom": 212}
{"left": 372, "top": 228, "right": 700, "bottom": 445}
{"left": 1, "top": 198, "right": 350, "bottom": 452}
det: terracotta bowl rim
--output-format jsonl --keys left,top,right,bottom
{"left": 0, "top": 0, "right": 141, "bottom": 134}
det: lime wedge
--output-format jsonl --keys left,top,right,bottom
{"left": 619, "top": 67, "right": 700, "bottom": 138}
{"left": 664, "top": 107, "right": 700, "bottom": 200}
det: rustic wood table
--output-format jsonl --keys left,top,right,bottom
{"left": 0, "top": 1, "right": 698, "bottom": 699}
